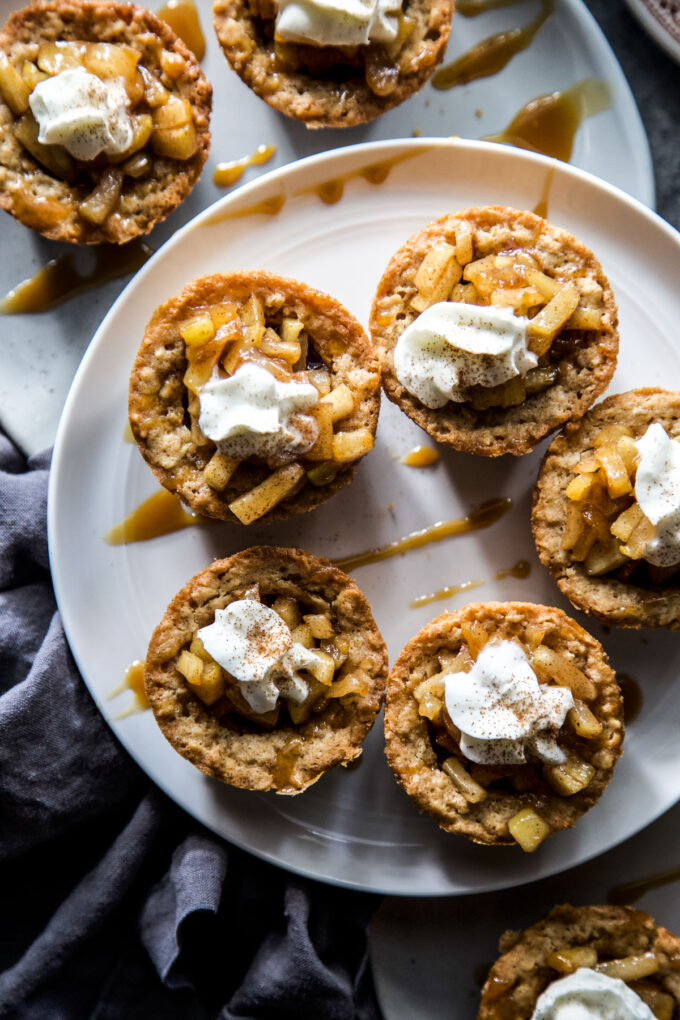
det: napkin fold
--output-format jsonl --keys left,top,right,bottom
{"left": 0, "top": 433, "right": 381, "bottom": 1019}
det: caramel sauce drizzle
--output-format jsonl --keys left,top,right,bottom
{"left": 201, "top": 193, "right": 286, "bottom": 227}
{"left": 486, "top": 79, "right": 612, "bottom": 162}
{"left": 432, "top": 0, "right": 555, "bottom": 90}
{"left": 400, "top": 445, "right": 440, "bottom": 467}
{"left": 617, "top": 672, "right": 643, "bottom": 725}
{"left": 213, "top": 144, "right": 277, "bottom": 188}
{"left": 201, "top": 147, "right": 432, "bottom": 226}
{"left": 608, "top": 866, "right": 680, "bottom": 906}
{"left": 107, "top": 660, "right": 150, "bottom": 719}
{"left": 295, "top": 146, "right": 433, "bottom": 206}
{"left": 410, "top": 579, "right": 484, "bottom": 608}
{"left": 533, "top": 166, "right": 555, "bottom": 219}
{"left": 105, "top": 488, "right": 201, "bottom": 545}
{"left": 332, "top": 497, "right": 512, "bottom": 573}
{"left": 409, "top": 559, "right": 530, "bottom": 608}
{"left": 157, "top": 0, "right": 205, "bottom": 60}
{"left": 273, "top": 735, "right": 305, "bottom": 792}
{"left": 480, "top": 973, "right": 516, "bottom": 1006}
{"left": 1, "top": 240, "right": 152, "bottom": 315}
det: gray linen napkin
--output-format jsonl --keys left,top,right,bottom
{"left": 0, "top": 432, "right": 381, "bottom": 1019}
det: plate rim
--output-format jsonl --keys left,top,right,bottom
{"left": 48, "top": 137, "right": 680, "bottom": 896}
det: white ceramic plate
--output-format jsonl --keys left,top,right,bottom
{"left": 0, "top": 0, "right": 654, "bottom": 455}
{"left": 49, "top": 139, "right": 680, "bottom": 896}
{"left": 369, "top": 800, "right": 680, "bottom": 1019}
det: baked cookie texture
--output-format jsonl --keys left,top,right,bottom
{"left": 370, "top": 205, "right": 619, "bottom": 456}
{"left": 533, "top": 389, "right": 680, "bottom": 630}
{"left": 0, "top": 0, "right": 212, "bottom": 243}
{"left": 384, "top": 602, "right": 623, "bottom": 847}
{"left": 129, "top": 271, "right": 381, "bottom": 524}
{"left": 213, "top": 0, "right": 454, "bottom": 128}
{"left": 144, "top": 546, "right": 389, "bottom": 793}
{"left": 478, "top": 904, "right": 680, "bottom": 1019}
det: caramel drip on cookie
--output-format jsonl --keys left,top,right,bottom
{"left": 533, "top": 166, "right": 555, "bottom": 219}
{"left": 432, "top": 0, "right": 555, "bottom": 89}
{"left": 105, "top": 489, "right": 201, "bottom": 545}
{"left": 157, "top": 0, "right": 206, "bottom": 60}
{"left": 108, "top": 660, "right": 150, "bottom": 719}
{"left": 486, "top": 80, "right": 611, "bottom": 162}
{"left": 273, "top": 736, "right": 305, "bottom": 792}
{"left": 333, "top": 497, "right": 512, "bottom": 572}
{"left": 1, "top": 241, "right": 152, "bottom": 315}
{"left": 213, "top": 145, "right": 276, "bottom": 187}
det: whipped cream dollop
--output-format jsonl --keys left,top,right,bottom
{"left": 29, "top": 67, "right": 134, "bottom": 160}
{"left": 633, "top": 422, "right": 680, "bottom": 567}
{"left": 393, "top": 302, "right": 538, "bottom": 409}
{"left": 444, "top": 640, "right": 573, "bottom": 765}
{"left": 197, "top": 599, "right": 319, "bottom": 715}
{"left": 275, "top": 0, "right": 400, "bottom": 48}
{"left": 198, "top": 361, "right": 319, "bottom": 463}
{"left": 531, "top": 968, "right": 655, "bottom": 1020}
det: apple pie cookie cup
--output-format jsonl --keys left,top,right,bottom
{"left": 129, "top": 271, "right": 381, "bottom": 524}
{"left": 0, "top": 0, "right": 211, "bottom": 243}
{"left": 144, "top": 546, "right": 388, "bottom": 793}
{"left": 384, "top": 602, "right": 623, "bottom": 851}
{"left": 370, "top": 205, "right": 619, "bottom": 457}
{"left": 213, "top": 0, "right": 454, "bottom": 129}
{"left": 478, "top": 904, "right": 680, "bottom": 1020}
{"left": 533, "top": 389, "right": 680, "bottom": 630}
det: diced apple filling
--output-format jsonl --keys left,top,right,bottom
{"left": 563, "top": 422, "right": 680, "bottom": 580}
{"left": 175, "top": 293, "right": 370, "bottom": 522}
{"left": 412, "top": 623, "right": 608, "bottom": 851}
{"left": 0, "top": 38, "right": 198, "bottom": 224}
{"left": 405, "top": 224, "right": 606, "bottom": 408}
{"left": 176, "top": 592, "right": 367, "bottom": 725}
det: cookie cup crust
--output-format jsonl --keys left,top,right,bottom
{"left": 128, "top": 270, "right": 381, "bottom": 523}
{"left": 0, "top": 0, "right": 212, "bottom": 243}
{"left": 384, "top": 602, "right": 623, "bottom": 846}
{"left": 213, "top": 0, "right": 454, "bottom": 128}
{"left": 370, "top": 205, "right": 619, "bottom": 456}
{"left": 144, "top": 546, "right": 388, "bottom": 793}
{"left": 532, "top": 389, "right": 680, "bottom": 629}
{"left": 478, "top": 904, "right": 680, "bottom": 1018}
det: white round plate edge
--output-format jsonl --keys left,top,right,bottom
{"left": 48, "top": 138, "right": 680, "bottom": 896}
